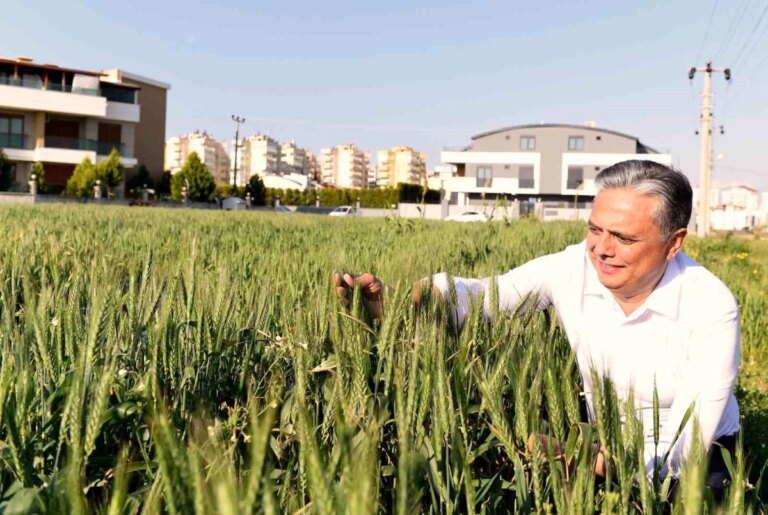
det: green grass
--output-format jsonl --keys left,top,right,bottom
{"left": 0, "top": 204, "right": 765, "bottom": 513}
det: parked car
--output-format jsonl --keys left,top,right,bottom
{"left": 274, "top": 205, "right": 293, "bottom": 214}
{"left": 445, "top": 211, "right": 489, "bottom": 222}
{"left": 329, "top": 206, "right": 358, "bottom": 217}
{"left": 222, "top": 196, "right": 246, "bottom": 211}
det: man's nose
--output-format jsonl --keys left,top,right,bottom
{"left": 594, "top": 232, "right": 615, "bottom": 257}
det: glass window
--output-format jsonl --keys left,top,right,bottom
{"left": 567, "top": 166, "right": 584, "bottom": 189}
{"left": 519, "top": 165, "right": 534, "bottom": 189}
{"left": 476, "top": 166, "right": 492, "bottom": 188}
{"left": 520, "top": 136, "right": 536, "bottom": 150}
{"left": 568, "top": 136, "right": 584, "bottom": 151}
{"left": 10, "top": 118, "right": 23, "bottom": 134}
{"left": 0, "top": 119, "right": 8, "bottom": 133}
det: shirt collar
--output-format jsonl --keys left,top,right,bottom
{"left": 583, "top": 252, "right": 683, "bottom": 320}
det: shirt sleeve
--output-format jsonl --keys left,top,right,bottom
{"left": 430, "top": 251, "right": 562, "bottom": 329}
{"left": 645, "top": 300, "right": 740, "bottom": 478}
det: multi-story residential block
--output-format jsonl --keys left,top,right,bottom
{"left": 0, "top": 57, "right": 169, "bottom": 193}
{"left": 305, "top": 150, "right": 321, "bottom": 183}
{"left": 320, "top": 144, "right": 369, "bottom": 189}
{"left": 440, "top": 123, "right": 671, "bottom": 205}
{"left": 241, "top": 133, "right": 279, "bottom": 180}
{"left": 376, "top": 146, "right": 427, "bottom": 188}
{"left": 279, "top": 141, "right": 306, "bottom": 175}
{"left": 165, "top": 131, "right": 230, "bottom": 184}
{"left": 710, "top": 184, "right": 767, "bottom": 231}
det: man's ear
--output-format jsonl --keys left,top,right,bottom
{"left": 666, "top": 228, "right": 687, "bottom": 260}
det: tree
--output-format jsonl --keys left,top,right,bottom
{"left": 64, "top": 157, "right": 98, "bottom": 197}
{"left": 158, "top": 170, "right": 172, "bottom": 196}
{"left": 246, "top": 174, "right": 266, "bottom": 205}
{"left": 0, "top": 149, "right": 13, "bottom": 191}
{"left": 126, "top": 164, "right": 155, "bottom": 198}
{"left": 170, "top": 152, "right": 215, "bottom": 202}
{"left": 96, "top": 148, "right": 124, "bottom": 196}
{"left": 31, "top": 161, "right": 46, "bottom": 193}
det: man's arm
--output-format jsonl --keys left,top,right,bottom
{"left": 647, "top": 301, "right": 740, "bottom": 478}
{"left": 426, "top": 252, "right": 561, "bottom": 330}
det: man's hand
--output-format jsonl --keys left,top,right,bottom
{"left": 332, "top": 272, "right": 384, "bottom": 320}
{"left": 526, "top": 433, "right": 607, "bottom": 478}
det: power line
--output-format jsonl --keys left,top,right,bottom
{"left": 731, "top": 2, "right": 768, "bottom": 68}
{"left": 717, "top": 164, "right": 768, "bottom": 175}
{"left": 714, "top": 0, "right": 751, "bottom": 61}
{"left": 696, "top": 0, "right": 721, "bottom": 64}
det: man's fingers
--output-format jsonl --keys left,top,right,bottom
{"left": 357, "top": 273, "right": 383, "bottom": 297}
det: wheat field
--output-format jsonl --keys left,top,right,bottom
{"left": 0, "top": 204, "right": 765, "bottom": 514}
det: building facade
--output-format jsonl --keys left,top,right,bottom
{"left": 375, "top": 146, "right": 427, "bottom": 188}
{"left": 0, "top": 57, "right": 169, "bottom": 192}
{"left": 710, "top": 184, "right": 767, "bottom": 231}
{"left": 279, "top": 142, "right": 306, "bottom": 175}
{"left": 320, "top": 144, "right": 369, "bottom": 189}
{"left": 440, "top": 123, "right": 671, "bottom": 205}
{"left": 241, "top": 133, "right": 280, "bottom": 181}
{"left": 165, "top": 131, "right": 230, "bottom": 184}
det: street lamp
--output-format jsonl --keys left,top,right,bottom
{"left": 231, "top": 115, "right": 245, "bottom": 190}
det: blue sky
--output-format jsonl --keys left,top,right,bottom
{"left": 3, "top": 0, "right": 767, "bottom": 189}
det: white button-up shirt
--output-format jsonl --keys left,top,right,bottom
{"left": 432, "top": 241, "right": 740, "bottom": 477}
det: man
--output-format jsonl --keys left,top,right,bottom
{"left": 333, "top": 160, "right": 740, "bottom": 498}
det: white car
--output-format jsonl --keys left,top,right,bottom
{"left": 445, "top": 211, "right": 489, "bottom": 222}
{"left": 329, "top": 206, "right": 357, "bottom": 217}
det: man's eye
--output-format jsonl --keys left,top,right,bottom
{"left": 618, "top": 236, "right": 634, "bottom": 244}
{"left": 589, "top": 226, "right": 600, "bottom": 234}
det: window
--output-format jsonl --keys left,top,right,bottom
{"left": 476, "top": 166, "right": 492, "bottom": 188}
{"left": 519, "top": 165, "right": 534, "bottom": 189}
{"left": 568, "top": 136, "right": 584, "bottom": 151}
{"left": 520, "top": 136, "right": 536, "bottom": 150}
{"left": 567, "top": 166, "right": 584, "bottom": 189}
{"left": 0, "top": 114, "right": 25, "bottom": 149}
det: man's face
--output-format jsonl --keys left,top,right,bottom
{"left": 586, "top": 188, "right": 685, "bottom": 302}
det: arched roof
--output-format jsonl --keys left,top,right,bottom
{"left": 471, "top": 123, "right": 641, "bottom": 142}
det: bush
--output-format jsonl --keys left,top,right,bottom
{"left": 127, "top": 164, "right": 155, "bottom": 198}
{"left": 262, "top": 183, "right": 440, "bottom": 208}
{"left": 170, "top": 152, "right": 216, "bottom": 202}
{"left": 98, "top": 148, "right": 124, "bottom": 196}
{"left": 31, "top": 161, "right": 46, "bottom": 193}
{"left": 64, "top": 157, "right": 98, "bottom": 197}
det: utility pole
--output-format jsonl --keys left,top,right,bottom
{"left": 231, "top": 115, "right": 245, "bottom": 189}
{"left": 688, "top": 62, "right": 730, "bottom": 237}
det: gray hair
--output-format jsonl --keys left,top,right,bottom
{"left": 594, "top": 160, "right": 693, "bottom": 239}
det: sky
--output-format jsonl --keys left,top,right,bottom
{"left": 2, "top": 0, "right": 767, "bottom": 190}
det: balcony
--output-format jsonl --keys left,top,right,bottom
{"left": 0, "top": 81, "right": 107, "bottom": 117}
{"left": 0, "top": 75, "right": 99, "bottom": 96}
{"left": 45, "top": 136, "right": 125, "bottom": 156}
{"left": 0, "top": 133, "right": 28, "bottom": 150}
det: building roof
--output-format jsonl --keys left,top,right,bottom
{"left": 102, "top": 68, "right": 171, "bottom": 90}
{"left": 471, "top": 123, "right": 656, "bottom": 149}
{"left": 0, "top": 57, "right": 104, "bottom": 77}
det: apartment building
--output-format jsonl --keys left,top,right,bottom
{"left": 376, "top": 146, "right": 427, "bottom": 188}
{"left": 320, "top": 144, "right": 369, "bottom": 189}
{"left": 279, "top": 141, "right": 306, "bottom": 175}
{"left": 0, "top": 57, "right": 169, "bottom": 192}
{"left": 234, "top": 133, "right": 280, "bottom": 182}
{"left": 305, "top": 150, "right": 321, "bottom": 183}
{"left": 165, "top": 131, "right": 230, "bottom": 184}
{"left": 440, "top": 123, "right": 671, "bottom": 205}
{"left": 710, "top": 184, "right": 768, "bottom": 231}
